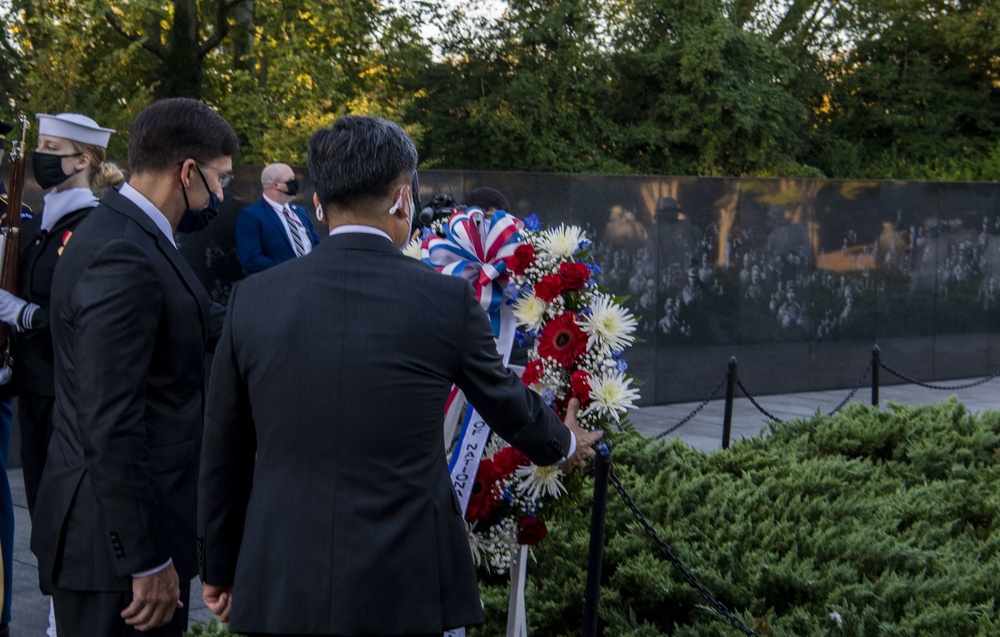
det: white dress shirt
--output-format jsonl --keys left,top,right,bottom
{"left": 263, "top": 194, "right": 312, "bottom": 256}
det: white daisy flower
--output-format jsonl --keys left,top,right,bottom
{"left": 514, "top": 463, "right": 566, "bottom": 501}
{"left": 585, "top": 370, "right": 640, "bottom": 422}
{"left": 402, "top": 238, "right": 422, "bottom": 260}
{"left": 512, "top": 293, "right": 547, "bottom": 331}
{"left": 580, "top": 295, "right": 638, "bottom": 354}
{"left": 538, "top": 225, "right": 586, "bottom": 259}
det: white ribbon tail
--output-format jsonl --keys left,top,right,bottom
{"left": 506, "top": 544, "right": 529, "bottom": 637}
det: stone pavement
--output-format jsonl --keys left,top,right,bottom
{"left": 5, "top": 376, "right": 999, "bottom": 635}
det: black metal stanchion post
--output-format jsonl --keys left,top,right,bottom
{"left": 583, "top": 440, "right": 611, "bottom": 637}
{"left": 722, "top": 357, "right": 737, "bottom": 449}
{"left": 871, "top": 345, "right": 880, "bottom": 407}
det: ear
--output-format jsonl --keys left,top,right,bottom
{"left": 313, "top": 192, "right": 320, "bottom": 209}
{"left": 179, "top": 158, "right": 197, "bottom": 188}
{"left": 74, "top": 153, "right": 93, "bottom": 172}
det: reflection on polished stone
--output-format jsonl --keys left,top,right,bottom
{"left": 20, "top": 166, "right": 1000, "bottom": 404}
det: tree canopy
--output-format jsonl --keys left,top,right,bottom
{"left": 1, "top": 0, "right": 998, "bottom": 179}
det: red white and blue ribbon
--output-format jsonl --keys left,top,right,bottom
{"left": 422, "top": 207, "right": 523, "bottom": 339}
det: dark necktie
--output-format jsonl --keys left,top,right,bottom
{"left": 281, "top": 206, "right": 306, "bottom": 257}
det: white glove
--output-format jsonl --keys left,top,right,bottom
{"left": 0, "top": 289, "right": 26, "bottom": 327}
{"left": 0, "top": 289, "right": 38, "bottom": 330}
{"left": 0, "top": 365, "right": 11, "bottom": 386}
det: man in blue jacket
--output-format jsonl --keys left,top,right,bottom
{"left": 235, "top": 162, "right": 321, "bottom": 274}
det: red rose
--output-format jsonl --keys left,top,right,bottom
{"left": 508, "top": 244, "right": 536, "bottom": 276}
{"left": 534, "top": 274, "right": 564, "bottom": 302}
{"left": 571, "top": 369, "right": 593, "bottom": 405}
{"left": 558, "top": 262, "right": 590, "bottom": 291}
{"left": 517, "top": 516, "right": 548, "bottom": 546}
{"left": 492, "top": 446, "right": 531, "bottom": 478}
{"left": 521, "top": 359, "right": 544, "bottom": 386}
{"left": 465, "top": 459, "right": 502, "bottom": 522}
{"left": 538, "top": 312, "right": 587, "bottom": 368}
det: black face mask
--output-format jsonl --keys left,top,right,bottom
{"left": 284, "top": 179, "right": 299, "bottom": 196}
{"left": 32, "top": 151, "right": 84, "bottom": 190}
{"left": 181, "top": 165, "right": 220, "bottom": 221}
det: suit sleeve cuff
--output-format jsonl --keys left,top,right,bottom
{"left": 132, "top": 558, "right": 172, "bottom": 578}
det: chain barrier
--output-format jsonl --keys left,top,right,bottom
{"left": 826, "top": 360, "right": 872, "bottom": 416}
{"left": 878, "top": 362, "right": 1000, "bottom": 391}
{"left": 654, "top": 373, "right": 729, "bottom": 440}
{"left": 733, "top": 375, "right": 784, "bottom": 424}
{"left": 609, "top": 469, "right": 760, "bottom": 636}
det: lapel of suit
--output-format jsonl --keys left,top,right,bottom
{"left": 103, "top": 188, "right": 211, "bottom": 338}
{"left": 261, "top": 198, "right": 296, "bottom": 255}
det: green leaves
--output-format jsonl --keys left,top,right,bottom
{"left": 471, "top": 401, "right": 1000, "bottom": 635}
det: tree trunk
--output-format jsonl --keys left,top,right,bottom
{"left": 158, "top": 0, "right": 202, "bottom": 98}
{"left": 233, "top": 0, "right": 255, "bottom": 72}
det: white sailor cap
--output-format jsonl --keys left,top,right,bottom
{"left": 36, "top": 113, "right": 114, "bottom": 148}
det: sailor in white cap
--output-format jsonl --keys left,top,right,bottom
{"left": 0, "top": 112, "right": 124, "bottom": 637}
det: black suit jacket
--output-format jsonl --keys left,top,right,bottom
{"left": 198, "top": 232, "right": 571, "bottom": 635}
{"left": 31, "top": 186, "right": 210, "bottom": 592}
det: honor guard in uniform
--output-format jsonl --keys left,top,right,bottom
{"left": 0, "top": 114, "right": 122, "bottom": 635}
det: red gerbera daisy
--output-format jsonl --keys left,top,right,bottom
{"left": 537, "top": 312, "right": 587, "bottom": 368}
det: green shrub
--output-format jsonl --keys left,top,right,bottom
{"left": 470, "top": 399, "right": 1000, "bottom": 636}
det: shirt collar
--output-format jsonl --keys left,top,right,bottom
{"left": 262, "top": 193, "right": 286, "bottom": 213}
{"left": 118, "top": 182, "right": 176, "bottom": 247}
{"left": 41, "top": 187, "right": 99, "bottom": 232}
{"left": 329, "top": 224, "right": 394, "bottom": 244}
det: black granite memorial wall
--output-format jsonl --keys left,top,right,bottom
{"left": 20, "top": 169, "right": 1000, "bottom": 405}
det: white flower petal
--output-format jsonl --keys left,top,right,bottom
{"left": 584, "top": 370, "right": 640, "bottom": 422}
{"left": 512, "top": 294, "right": 547, "bottom": 331}
{"left": 538, "top": 225, "right": 586, "bottom": 259}
{"left": 514, "top": 463, "right": 566, "bottom": 501}
{"left": 580, "top": 295, "right": 638, "bottom": 354}
{"left": 402, "top": 238, "right": 422, "bottom": 260}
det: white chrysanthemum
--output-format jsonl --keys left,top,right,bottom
{"left": 466, "top": 522, "right": 484, "bottom": 567}
{"left": 538, "top": 225, "right": 586, "bottom": 259}
{"left": 585, "top": 370, "right": 640, "bottom": 422}
{"left": 402, "top": 238, "right": 422, "bottom": 259}
{"left": 512, "top": 293, "right": 547, "bottom": 331}
{"left": 514, "top": 463, "right": 566, "bottom": 501}
{"left": 581, "top": 295, "right": 638, "bottom": 353}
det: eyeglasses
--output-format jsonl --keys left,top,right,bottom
{"left": 196, "top": 162, "right": 234, "bottom": 188}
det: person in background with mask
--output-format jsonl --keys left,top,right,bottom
{"left": 30, "top": 98, "right": 238, "bottom": 637}
{"left": 235, "top": 162, "right": 320, "bottom": 275}
{"left": 0, "top": 113, "right": 124, "bottom": 637}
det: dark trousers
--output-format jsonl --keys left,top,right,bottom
{"left": 52, "top": 581, "right": 190, "bottom": 637}
{"left": 17, "top": 390, "right": 53, "bottom": 517}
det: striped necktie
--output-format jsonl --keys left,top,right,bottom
{"left": 281, "top": 205, "right": 307, "bottom": 257}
